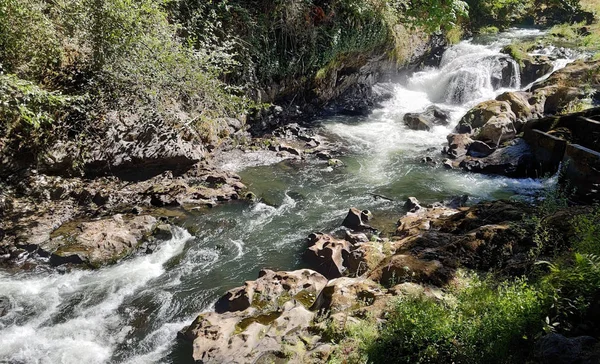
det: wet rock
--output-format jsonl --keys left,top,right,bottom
{"left": 448, "top": 195, "right": 469, "bottom": 208}
{"left": 0, "top": 297, "right": 8, "bottom": 317}
{"left": 456, "top": 100, "right": 516, "bottom": 131}
{"left": 342, "top": 208, "right": 374, "bottom": 231}
{"left": 534, "top": 334, "right": 598, "bottom": 364}
{"left": 467, "top": 140, "right": 495, "bottom": 158}
{"left": 442, "top": 159, "right": 454, "bottom": 169}
{"left": 521, "top": 55, "right": 554, "bottom": 86}
{"left": 328, "top": 158, "right": 344, "bottom": 167}
{"left": 460, "top": 138, "right": 534, "bottom": 177}
{"left": 491, "top": 56, "right": 521, "bottom": 89}
{"left": 403, "top": 106, "right": 451, "bottom": 131}
{"left": 405, "top": 197, "right": 422, "bottom": 212}
{"left": 446, "top": 134, "right": 474, "bottom": 159}
{"left": 279, "top": 144, "right": 302, "bottom": 156}
{"left": 316, "top": 151, "right": 332, "bottom": 160}
{"left": 44, "top": 214, "right": 159, "bottom": 268}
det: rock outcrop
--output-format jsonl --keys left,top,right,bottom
{"left": 180, "top": 269, "right": 329, "bottom": 363}
{"left": 447, "top": 60, "right": 600, "bottom": 178}
{"left": 42, "top": 214, "right": 161, "bottom": 267}
{"left": 403, "top": 106, "right": 451, "bottom": 131}
{"left": 181, "top": 200, "right": 566, "bottom": 363}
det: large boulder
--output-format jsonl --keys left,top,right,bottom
{"left": 41, "top": 214, "right": 161, "bottom": 267}
{"left": 403, "top": 106, "right": 451, "bottom": 131}
{"left": 476, "top": 114, "right": 517, "bottom": 145}
{"left": 456, "top": 100, "right": 516, "bottom": 131}
{"left": 459, "top": 138, "right": 534, "bottom": 177}
{"left": 304, "top": 233, "right": 385, "bottom": 279}
{"left": 496, "top": 91, "right": 542, "bottom": 127}
{"left": 521, "top": 55, "right": 554, "bottom": 86}
{"left": 181, "top": 269, "right": 329, "bottom": 364}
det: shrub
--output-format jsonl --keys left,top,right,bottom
{"left": 366, "top": 275, "right": 547, "bottom": 364}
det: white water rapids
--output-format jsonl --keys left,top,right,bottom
{"left": 0, "top": 29, "right": 575, "bottom": 364}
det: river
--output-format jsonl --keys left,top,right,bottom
{"left": 0, "top": 29, "right": 572, "bottom": 364}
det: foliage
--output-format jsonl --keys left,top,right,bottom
{"left": 0, "top": 73, "right": 87, "bottom": 157}
{"left": 0, "top": 0, "right": 249, "bottom": 155}
{"left": 540, "top": 253, "right": 600, "bottom": 333}
{"left": 465, "top": 0, "right": 535, "bottom": 31}
{"left": 394, "top": 0, "right": 468, "bottom": 33}
{"left": 366, "top": 274, "right": 546, "bottom": 364}
{"left": 572, "top": 207, "right": 600, "bottom": 256}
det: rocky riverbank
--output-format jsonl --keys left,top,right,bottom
{"left": 179, "top": 198, "right": 596, "bottom": 363}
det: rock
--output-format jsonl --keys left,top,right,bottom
{"left": 403, "top": 114, "right": 431, "bottom": 131}
{"left": 279, "top": 144, "right": 302, "bottom": 156}
{"left": 312, "top": 277, "right": 385, "bottom": 315}
{"left": 448, "top": 195, "right": 469, "bottom": 208}
{"left": 215, "top": 269, "right": 327, "bottom": 314}
{"left": 456, "top": 100, "right": 516, "bottom": 131}
{"left": 44, "top": 214, "right": 159, "bottom": 267}
{"left": 405, "top": 197, "right": 422, "bottom": 212}
{"left": 304, "top": 233, "right": 354, "bottom": 279}
{"left": 345, "top": 231, "right": 369, "bottom": 244}
{"left": 182, "top": 269, "right": 327, "bottom": 363}
{"left": 328, "top": 158, "right": 344, "bottom": 167}
{"left": 476, "top": 116, "right": 517, "bottom": 145}
{"left": 244, "top": 192, "right": 257, "bottom": 201}
{"left": 460, "top": 138, "right": 534, "bottom": 177}
{"left": 491, "top": 56, "right": 521, "bottom": 89}
{"left": 442, "top": 159, "right": 454, "bottom": 169}
{"left": 534, "top": 334, "right": 598, "bottom": 364}
{"left": 368, "top": 254, "right": 447, "bottom": 286}
{"left": 446, "top": 134, "right": 474, "bottom": 159}
{"left": 496, "top": 91, "right": 541, "bottom": 127}
{"left": 316, "top": 151, "right": 332, "bottom": 160}
{"left": 467, "top": 140, "right": 495, "bottom": 158}
{"left": 152, "top": 224, "right": 173, "bottom": 241}
{"left": 403, "top": 106, "right": 451, "bottom": 131}
{"left": 521, "top": 55, "right": 554, "bottom": 86}
{"left": 84, "top": 112, "right": 205, "bottom": 178}
{"left": 342, "top": 208, "right": 374, "bottom": 231}
{"left": 0, "top": 297, "right": 9, "bottom": 317}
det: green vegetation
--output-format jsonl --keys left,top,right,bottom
{"left": 368, "top": 275, "right": 545, "bottom": 364}
{"left": 327, "top": 197, "right": 600, "bottom": 364}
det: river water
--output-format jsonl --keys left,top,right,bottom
{"left": 0, "top": 29, "right": 572, "bottom": 364}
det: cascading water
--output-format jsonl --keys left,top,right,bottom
{"left": 0, "top": 29, "right": 573, "bottom": 364}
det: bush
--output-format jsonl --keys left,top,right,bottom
{"left": 366, "top": 275, "right": 547, "bottom": 364}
